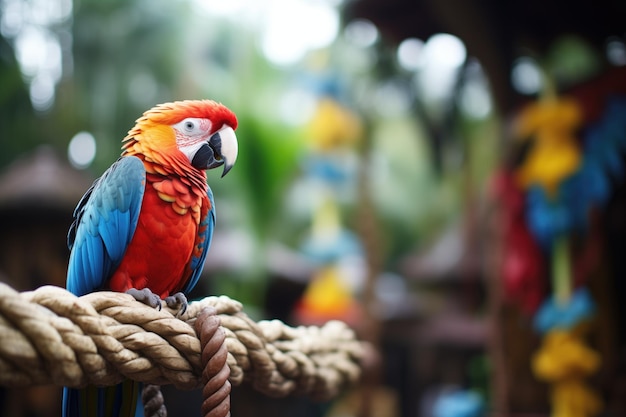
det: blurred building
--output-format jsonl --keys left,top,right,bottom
{"left": 0, "top": 146, "right": 94, "bottom": 417}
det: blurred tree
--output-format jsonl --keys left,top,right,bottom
{"left": 0, "top": 36, "right": 38, "bottom": 168}
{"left": 0, "top": 0, "right": 499, "bottom": 310}
{"left": 55, "top": 0, "right": 188, "bottom": 173}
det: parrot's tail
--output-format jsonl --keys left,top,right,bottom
{"left": 62, "top": 380, "right": 143, "bottom": 417}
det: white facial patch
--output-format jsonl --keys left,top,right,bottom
{"left": 173, "top": 117, "right": 213, "bottom": 162}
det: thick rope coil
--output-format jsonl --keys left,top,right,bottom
{"left": 0, "top": 283, "right": 364, "bottom": 404}
{"left": 196, "top": 307, "right": 231, "bottom": 417}
{"left": 141, "top": 305, "right": 231, "bottom": 417}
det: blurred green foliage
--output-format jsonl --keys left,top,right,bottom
{"left": 0, "top": 36, "right": 39, "bottom": 168}
{"left": 0, "top": 0, "right": 503, "bottom": 309}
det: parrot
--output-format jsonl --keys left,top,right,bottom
{"left": 62, "top": 99, "right": 238, "bottom": 417}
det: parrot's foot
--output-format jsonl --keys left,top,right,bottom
{"left": 164, "top": 292, "right": 188, "bottom": 316}
{"left": 126, "top": 288, "right": 162, "bottom": 310}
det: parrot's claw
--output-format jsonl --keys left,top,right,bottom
{"left": 126, "top": 288, "right": 162, "bottom": 310}
{"left": 164, "top": 292, "right": 188, "bottom": 316}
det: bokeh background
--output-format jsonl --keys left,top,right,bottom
{"left": 1, "top": 0, "right": 626, "bottom": 416}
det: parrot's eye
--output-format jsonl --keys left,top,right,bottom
{"left": 174, "top": 117, "right": 212, "bottom": 153}
{"left": 184, "top": 120, "right": 196, "bottom": 132}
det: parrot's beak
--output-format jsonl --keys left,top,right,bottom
{"left": 191, "top": 125, "right": 238, "bottom": 177}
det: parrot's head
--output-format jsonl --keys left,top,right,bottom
{"left": 123, "top": 100, "right": 238, "bottom": 177}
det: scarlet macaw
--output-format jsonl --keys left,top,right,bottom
{"left": 63, "top": 100, "right": 238, "bottom": 417}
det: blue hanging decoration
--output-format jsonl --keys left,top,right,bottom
{"left": 432, "top": 390, "right": 485, "bottom": 417}
{"left": 533, "top": 287, "right": 596, "bottom": 334}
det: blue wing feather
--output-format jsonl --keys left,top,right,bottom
{"left": 181, "top": 186, "right": 215, "bottom": 294}
{"left": 66, "top": 156, "right": 145, "bottom": 296}
{"left": 84, "top": 235, "right": 103, "bottom": 285}
{"left": 64, "top": 156, "right": 145, "bottom": 417}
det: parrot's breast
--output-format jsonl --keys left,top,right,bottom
{"left": 108, "top": 178, "right": 206, "bottom": 297}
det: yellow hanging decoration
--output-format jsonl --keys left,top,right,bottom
{"left": 301, "top": 265, "right": 353, "bottom": 315}
{"left": 308, "top": 98, "right": 363, "bottom": 152}
{"left": 295, "top": 264, "right": 361, "bottom": 325}
{"left": 514, "top": 97, "right": 583, "bottom": 196}
{"left": 532, "top": 329, "right": 602, "bottom": 417}
{"left": 520, "top": 74, "right": 602, "bottom": 417}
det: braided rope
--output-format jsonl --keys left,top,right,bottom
{"left": 140, "top": 307, "right": 231, "bottom": 417}
{"left": 0, "top": 282, "right": 364, "bottom": 405}
{"left": 196, "top": 308, "right": 231, "bottom": 417}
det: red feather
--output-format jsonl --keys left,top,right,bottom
{"left": 108, "top": 183, "right": 210, "bottom": 297}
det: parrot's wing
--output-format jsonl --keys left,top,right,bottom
{"left": 66, "top": 156, "right": 145, "bottom": 296}
{"left": 181, "top": 186, "right": 216, "bottom": 294}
